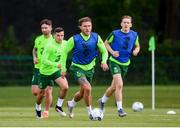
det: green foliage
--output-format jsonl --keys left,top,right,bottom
{"left": 25, "top": 33, "right": 36, "bottom": 55}
{"left": 0, "top": 26, "right": 20, "bottom": 55}
{"left": 0, "top": 0, "right": 179, "bottom": 56}
{"left": 156, "top": 39, "right": 180, "bottom": 56}
{"left": 0, "top": 26, "right": 37, "bottom": 55}
{"left": 72, "top": 0, "right": 159, "bottom": 39}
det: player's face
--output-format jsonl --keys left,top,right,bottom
{"left": 41, "top": 24, "right": 52, "bottom": 36}
{"left": 80, "top": 21, "right": 92, "bottom": 36}
{"left": 55, "top": 31, "right": 64, "bottom": 43}
{"left": 121, "top": 18, "right": 132, "bottom": 32}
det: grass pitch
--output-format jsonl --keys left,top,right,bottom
{"left": 0, "top": 86, "right": 180, "bottom": 127}
{"left": 0, "top": 107, "right": 180, "bottom": 127}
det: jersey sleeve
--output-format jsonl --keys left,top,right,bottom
{"left": 106, "top": 32, "right": 114, "bottom": 44}
{"left": 34, "top": 37, "right": 39, "bottom": 48}
{"left": 97, "top": 35, "right": 108, "bottom": 64}
{"left": 135, "top": 36, "right": 139, "bottom": 46}
{"left": 60, "top": 37, "right": 74, "bottom": 72}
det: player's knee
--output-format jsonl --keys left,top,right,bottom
{"left": 76, "top": 90, "right": 84, "bottom": 98}
{"left": 32, "top": 92, "right": 38, "bottom": 96}
{"left": 84, "top": 86, "right": 91, "bottom": 94}
{"left": 31, "top": 86, "right": 39, "bottom": 96}
{"left": 46, "top": 86, "right": 53, "bottom": 93}
{"left": 39, "top": 90, "right": 45, "bottom": 97}
{"left": 111, "top": 86, "right": 116, "bottom": 91}
{"left": 32, "top": 89, "right": 39, "bottom": 96}
{"left": 116, "top": 83, "right": 123, "bottom": 91}
{"left": 62, "top": 85, "right": 68, "bottom": 92}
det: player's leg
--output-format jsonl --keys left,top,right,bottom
{"left": 31, "top": 68, "right": 40, "bottom": 96}
{"left": 67, "top": 66, "right": 93, "bottom": 118}
{"left": 44, "top": 86, "right": 53, "bottom": 117}
{"left": 79, "top": 68, "right": 94, "bottom": 117}
{"left": 114, "top": 64, "right": 128, "bottom": 117}
{"left": 67, "top": 77, "right": 91, "bottom": 118}
{"left": 78, "top": 77, "right": 92, "bottom": 115}
{"left": 113, "top": 74, "right": 126, "bottom": 117}
{"left": 35, "top": 88, "right": 45, "bottom": 118}
{"left": 67, "top": 87, "right": 84, "bottom": 118}
{"left": 33, "top": 69, "right": 44, "bottom": 118}
{"left": 105, "top": 80, "right": 116, "bottom": 96}
{"left": 55, "top": 76, "right": 69, "bottom": 117}
{"left": 38, "top": 74, "right": 52, "bottom": 118}
{"left": 71, "top": 86, "right": 84, "bottom": 104}
{"left": 99, "top": 60, "right": 119, "bottom": 110}
{"left": 36, "top": 89, "right": 45, "bottom": 104}
{"left": 113, "top": 74, "right": 123, "bottom": 103}
{"left": 75, "top": 76, "right": 93, "bottom": 120}
{"left": 31, "top": 85, "right": 40, "bottom": 96}
{"left": 98, "top": 80, "right": 115, "bottom": 110}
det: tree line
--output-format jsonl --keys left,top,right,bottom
{"left": 0, "top": 0, "right": 179, "bottom": 56}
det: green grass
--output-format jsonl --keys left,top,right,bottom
{"left": 0, "top": 107, "right": 180, "bottom": 127}
{"left": 0, "top": 85, "right": 180, "bottom": 127}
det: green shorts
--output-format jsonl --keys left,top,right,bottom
{"left": 70, "top": 65, "right": 94, "bottom": 84}
{"left": 31, "top": 68, "right": 40, "bottom": 85}
{"left": 38, "top": 70, "right": 61, "bottom": 89}
{"left": 109, "top": 60, "right": 128, "bottom": 78}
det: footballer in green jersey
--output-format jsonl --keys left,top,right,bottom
{"left": 31, "top": 19, "right": 53, "bottom": 97}
{"left": 36, "top": 27, "right": 69, "bottom": 118}
{"left": 61, "top": 17, "right": 109, "bottom": 119}
{"left": 31, "top": 19, "right": 53, "bottom": 119}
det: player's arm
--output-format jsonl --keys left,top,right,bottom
{"left": 60, "top": 37, "right": 74, "bottom": 72}
{"left": 32, "top": 47, "right": 38, "bottom": 64}
{"left": 132, "top": 36, "right": 140, "bottom": 56}
{"left": 104, "top": 33, "right": 119, "bottom": 57}
{"left": 33, "top": 38, "right": 39, "bottom": 64}
{"left": 97, "top": 35, "right": 109, "bottom": 71}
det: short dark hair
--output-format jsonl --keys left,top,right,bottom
{"left": 78, "top": 17, "right": 92, "bottom": 26}
{"left": 54, "top": 27, "right": 64, "bottom": 33}
{"left": 40, "top": 19, "right": 52, "bottom": 26}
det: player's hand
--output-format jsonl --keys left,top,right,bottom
{"left": 61, "top": 72, "right": 66, "bottom": 79}
{"left": 132, "top": 49, "right": 139, "bottom": 56}
{"left": 57, "top": 64, "right": 61, "bottom": 69}
{"left": 101, "top": 63, "right": 109, "bottom": 71}
{"left": 33, "top": 57, "right": 38, "bottom": 64}
{"left": 112, "top": 51, "right": 119, "bottom": 57}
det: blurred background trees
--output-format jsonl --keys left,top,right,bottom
{"left": 0, "top": 0, "right": 179, "bottom": 56}
{"left": 0, "top": 0, "right": 180, "bottom": 85}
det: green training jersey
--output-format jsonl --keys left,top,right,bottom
{"left": 40, "top": 39, "right": 67, "bottom": 75}
{"left": 34, "top": 34, "right": 53, "bottom": 69}
{"left": 61, "top": 33, "right": 108, "bottom": 72}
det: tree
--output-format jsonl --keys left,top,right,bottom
{"left": 158, "top": 0, "right": 180, "bottom": 41}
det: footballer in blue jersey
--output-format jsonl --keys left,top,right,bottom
{"left": 98, "top": 15, "right": 140, "bottom": 117}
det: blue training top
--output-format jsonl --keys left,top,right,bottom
{"left": 72, "top": 32, "right": 98, "bottom": 65}
{"left": 111, "top": 29, "right": 137, "bottom": 63}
